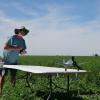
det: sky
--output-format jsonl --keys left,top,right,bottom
{"left": 0, "top": 0, "right": 100, "bottom": 56}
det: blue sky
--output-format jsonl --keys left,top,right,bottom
{"left": 0, "top": 0, "right": 100, "bottom": 56}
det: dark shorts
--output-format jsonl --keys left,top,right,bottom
{"left": 0, "top": 70, "right": 2, "bottom": 75}
{"left": 4, "top": 62, "right": 17, "bottom": 77}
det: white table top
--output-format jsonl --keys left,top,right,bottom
{"left": 4, "top": 65, "right": 87, "bottom": 74}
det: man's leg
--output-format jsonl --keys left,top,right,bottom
{"left": 10, "top": 69, "right": 17, "bottom": 87}
{"left": 0, "top": 69, "right": 5, "bottom": 95}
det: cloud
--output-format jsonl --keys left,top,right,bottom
{"left": 0, "top": 1, "right": 100, "bottom": 56}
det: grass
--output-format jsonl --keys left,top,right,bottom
{"left": 0, "top": 55, "right": 100, "bottom": 100}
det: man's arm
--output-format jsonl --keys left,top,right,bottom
{"left": 19, "top": 39, "right": 27, "bottom": 55}
{"left": 4, "top": 44, "right": 22, "bottom": 51}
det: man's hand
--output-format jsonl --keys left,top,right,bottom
{"left": 20, "top": 50, "right": 27, "bottom": 55}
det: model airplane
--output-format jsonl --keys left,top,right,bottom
{"left": 56, "top": 56, "right": 88, "bottom": 71}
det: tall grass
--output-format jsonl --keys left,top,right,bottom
{"left": 0, "top": 55, "right": 100, "bottom": 100}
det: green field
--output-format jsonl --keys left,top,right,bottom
{"left": 0, "top": 56, "right": 100, "bottom": 100}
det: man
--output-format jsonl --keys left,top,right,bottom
{"left": 0, "top": 26, "right": 29, "bottom": 94}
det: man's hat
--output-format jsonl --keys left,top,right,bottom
{"left": 14, "top": 26, "right": 29, "bottom": 36}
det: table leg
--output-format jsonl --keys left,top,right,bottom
{"left": 47, "top": 74, "right": 53, "bottom": 100}
{"left": 67, "top": 75, "right": 70, "bottom": 98}
{"left": 25, "top": 73, "right": 34, "bottom": 93}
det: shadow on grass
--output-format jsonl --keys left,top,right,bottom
{"left": 36, "top": 90, "right": 84, "bottom": 100}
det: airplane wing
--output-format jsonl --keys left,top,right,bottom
{"left": 4, "top": 65, "right": 87, "bottom": 74}
{"left": 56, "top": 59, "right": 73, "bottom": 66}
{"left": 78, "top": 62, "right": 88, "bottom": 65}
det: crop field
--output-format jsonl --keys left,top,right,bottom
{"left": 0, "top": 56, "right": 100, "bottom": 100}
